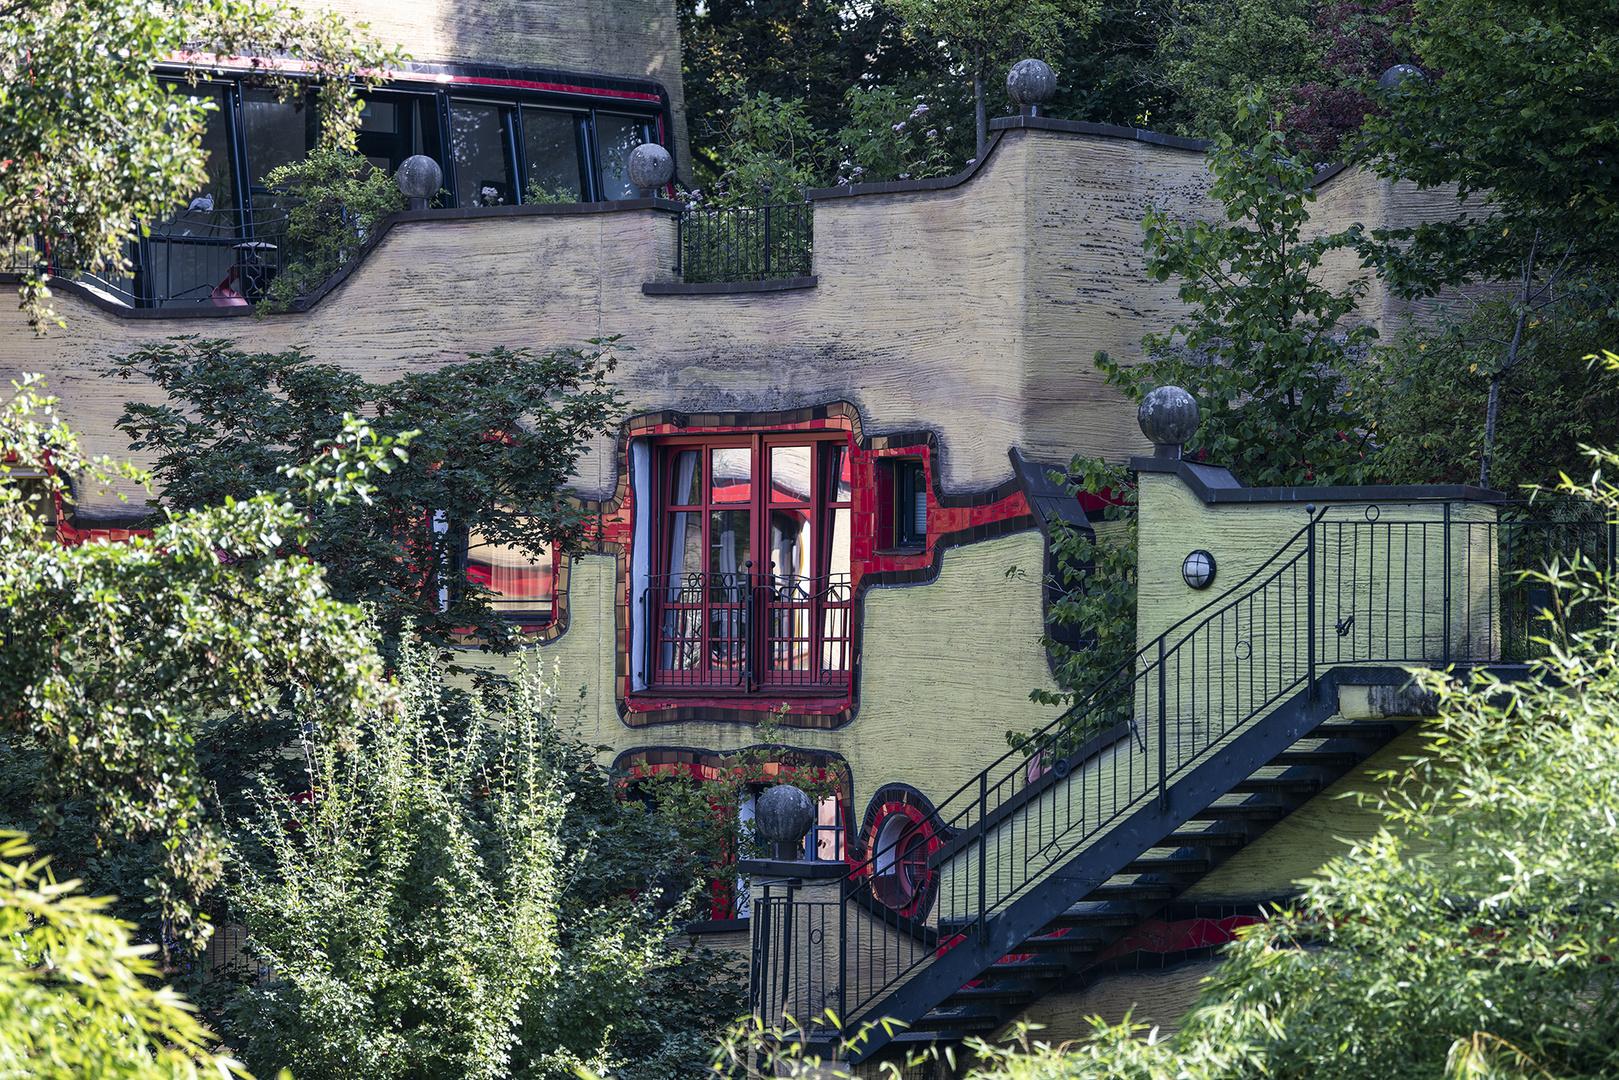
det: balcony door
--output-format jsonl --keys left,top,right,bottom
{"left": 650, "top": 433, "right": 852, "bottom": 693}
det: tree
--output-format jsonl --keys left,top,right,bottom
{"left": 960, "top": 426, "right": 1619, "bottom": 1080}
{"left": 677, "top": 0, "right": 947, "bottom": 189}
{"left": 1351, "top": 0, "right": 1619, "bottom": 490}
{"left": 226, "top": 640, "right": 742, "bottom": 1080}
{"left": 1095, "top": 96, "right": 1375, "bottom": 487}
{"left": 0, "top": 378, "right": 394, "bottom": 955}
{"left": 1281, "top": 0, "right": 1415, "bottom": 162}
{"left": 0, "top": 0, "right": 404, "bottom": 330}
{"left": 0, "top": 832, "right": 239, "bottom": 1080}
{"left": 1150, "top": 0, "right": 1324, "bottom": 141}
{"left": 886, "top": 0, "right": 1099, "bottom": 159}
{"left": 111, "top": 338, "right": 624, "bottom": 653}
{"left": 1363, "top": 300, "right": 1619, "bottom": 494}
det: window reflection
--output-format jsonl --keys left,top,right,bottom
{"left": 465, "top": 529, "right": 552, "bottom": 614}
{"left": 450, "top": 100, "right": 516, "bottom": 207}
{"left": 243, "top": 88, "right": 318, "bottom": 188}
{"left": 521, "top": 107, "right": 584, "bottom": 201}
{"left": 596, "top": 114, "right": 653, "bottom": 199}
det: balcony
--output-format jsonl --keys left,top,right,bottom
{"left": 639, "top": 569, "right": 851, "bottom": 695}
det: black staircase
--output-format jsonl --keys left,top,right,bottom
{"left": 747, "top": 506, "right": 1613, "bottom": 1062}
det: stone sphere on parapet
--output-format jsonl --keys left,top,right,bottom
{"left": 1138, "top": 385, "right": 1200, "bottom": 451}
{"left": 1378, "top": 64, "right": 1426, "bottom": 90}
{"left": 1006, "top": 59, "right": 1058, "bottom": 107}
{"left": 755, "top": 784, "right": 816, "bottom": 845}
{"left": 395, "top": 155, "right": 443, "bottom": 201}
{"left": 626, "top": 143, "right": 675, "bottom": 192}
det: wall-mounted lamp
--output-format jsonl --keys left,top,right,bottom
{"left": 1182, "top": 549, "right": 1216, "bottom": 590}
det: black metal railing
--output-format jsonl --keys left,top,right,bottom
{"left": 639, "top": 568, "right": 852, "bottom": 693}
{"left": 748, "top": 505, "right": 1618, "bottom": 1035}
{"left": 676, "top": 203, "right": 813, "bottom": 283}
{"left": 4, "top": 205, "right": 297, "bottom": 309}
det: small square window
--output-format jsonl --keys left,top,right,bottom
{"left": 878, "top": 458, "right": 928, "bottom": 550}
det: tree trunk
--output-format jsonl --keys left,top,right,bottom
{"left": 1479, "top": 232, "right": 1539, "bottom": 490}
{"left": 973, "top": 53, "right": 987, "bottom": 160}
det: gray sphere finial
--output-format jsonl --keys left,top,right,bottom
{"left": 755, "top": 784, "right": 816, "bottom": 852}
{"left": 396, "top": 155, "right": 442, "bottom": 209}
{"left": 626, "top": 142, "right": 675, "bottom": 195}
{"left": 1138, "top": 385, "right": 1199, "bottom": 459}
{"left": 1378, "top": 64, "right": 1426, "bottom": 91}
{"left": 1007, "top": 59, "right": 1057, "bottom": 115}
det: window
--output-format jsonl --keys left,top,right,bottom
{"left": 463, "top": 528, "right": 553, "bottom": 620}
{"left": 521, "top": 106, "right": 586, "bottom": 201}
{"left": 645, "top": 434, "right": 853, "bottom": 694}
{"left": 595, "top": 114, "right": 655, "bottom": 199}
{"left": 877, "top": 458, "right": 928, "bottom": 550}
{"left": 449, "top": 99, "right": 518, "bottom": 207}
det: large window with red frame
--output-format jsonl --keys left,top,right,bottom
{"left": 646, "top": 433, "right": 852, "bottom": 694}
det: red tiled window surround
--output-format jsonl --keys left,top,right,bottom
{"left": 636, "top": 432, "right": 853, "bottom": 697}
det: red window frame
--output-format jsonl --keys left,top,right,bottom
{"left": 645, "top": 432, "right": 853, "bottom": 695}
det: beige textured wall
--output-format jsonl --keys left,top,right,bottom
{"left": 982, "top": 960, "right": 1219, "bottom": 1050}
{"left": 478, "top": 530, "right": 1059, "bottom": 820}
{"left": 292, "top": 0, "right": 690, "bottom": 174}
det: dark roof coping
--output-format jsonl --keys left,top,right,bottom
{"left": 1132, "top": 456, "right": 1507, "bottom": 504}
{"left": 987, "top": 113, "right": 1210, "bottom": 151}
{"left": 1009, "top": 446, "right": 1093, "bottom": 535}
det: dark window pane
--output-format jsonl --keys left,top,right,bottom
{"left": 708, "top": 509, "right": 751, "bottom": 579}
{"left": 770, "top": 508, "right": 811, "bottom": 584}
{"left": 827, "top": 445, "right": 852, "bottom": 504}
{"left": 596, "top": 114, "right": 653, "bottom": 199}
{"left": 359, "top": 99, "right": 397, "bottom": 133}
{"left": 521, "top": 107, "right": 582, "bottom": 201}
{"left": 174, "top": 86, "right": 235, "bottom": 219}
{"left": 243, "top": 88, "right": 317, "bottom": 188}
{"left": 450, "top": 101, "right": 515, "bottom": 207}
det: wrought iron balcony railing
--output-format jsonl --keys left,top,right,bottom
{"left": 639, "top": 569, "right": 852, "bottom": 694}
{"left": 675, "top": 203, "right": 813, "bottom": 283}
{"left": 4, "top": 205, "right": 296, "bottom": 309}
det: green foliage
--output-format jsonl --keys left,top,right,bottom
{"left": 962, "top": 424, "right": 1619, "bottom": 1080}
{"left": 833, "top": 87, "right": 956, "bottom": 185}
{"left": 886, "top": 0, "right": 1099, "bottom": 155}
{"left": 1363, "top": 298, "right": 1619, "bottom": 493}
{"left": 1151, "top": 0, "right": 1324, "bottom": 141}
{"left": 0, "top": 379, "right": 392, "bottom": 955}
{"left": 1044, "top": 0, "right": 1176, "bottom": 130}
{"left": 1027, "top": 459, "right": 1137, "bottom": 710}
{"left": 1096, "top": 96, "right": 1374, "bottom": 487}
{"left": 0, "top": 0, "right": 404, "bottom": 330}
{"left": 0, "top": 832, "right": 241, "bottom": 1080}
{"left": 255, "top": 148, "right": 406, "bottom": 313}
{"left": 111, "top": 337, "right": 624, "bottom": 653}
{"left": 227, "top": 644, "right": 741, "bottom": 1080}
{"left": 1361, "top": 0, "right": 1619, "bottom": 262}
{"left": 703, "top": 83, "right": 826, "bottom": 205}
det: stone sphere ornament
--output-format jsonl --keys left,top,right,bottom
{"left": 626, "top": 142, "right": 675, "bottom": 195}
{"left": 396, "top": 155, "right": 443, "bottom": 209}
{"left": 1007, "top": 59, "right": 1058, "bottom": 115}
{"left": 1378, "top": 64, "right": 1426, "bottom": 91}
{"left": 1138, "top": 385, "right": 1200, "bottom": 458}
{"left": 756, "top": 784, "right": 816, "bottom": 854}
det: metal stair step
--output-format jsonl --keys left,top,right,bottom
{"left": 987, "top": 957, "right": 1073, "bottom": 978}
{"left": 1085, "top": 883, "right": 1177, "bottom": 900}
{"left": 913, "top": 1006, "right": 1003, "bottom": 1032}
{"left": 1231, "top": 777, "right": 1320, "bottom": 794}
{"left": 1308, "top": 722, "right": 1398, "bottom": 740}
{"left": 1017, "top": 931, "right": 1108, "bottom": 953}
{"left": 890, "top": 1030, "right": 968, "bottom": 1045}
{"left": 1122, "top": 856, "right": 1210, "bottom": 874}
{"left": 1044, "top": 904, "right": 1150, "bottom": 928}
{"left": 1163, "top": 829, "right": 1248, "bottom": 847}
{"left": 1187, "top": 803, "right": 1287, "bottom": 820}
{"left": 941, "top": 982, "right": 1041, "bottom": 1006}
{"left": 1270, "top": 750, "right": 1360, "bottom": 767}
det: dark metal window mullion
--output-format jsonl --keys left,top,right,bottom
{"left": 510, "top": 106, "right": 529, "bottom": 204}
{"left": 582, "top": 111, "right": 601, "bottom": 203}
{"left": 435, "top": 89, "right": 458, "bottom": 207}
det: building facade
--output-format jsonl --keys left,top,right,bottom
{"left": 0, "top": 0, "right": 1503, "bottom": 1055}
